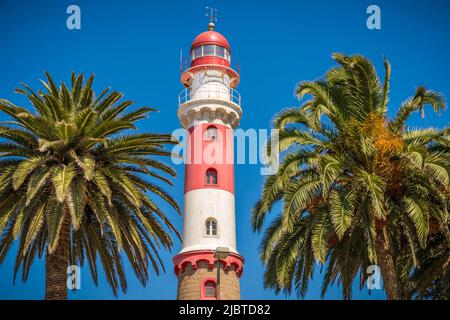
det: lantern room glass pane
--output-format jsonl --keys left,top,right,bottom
{"left": 224, "top": 49, "right": 230, "bottom": 62}
{"left": 203, "top": 45, "right": 215, "bottom": 56}
{"left": 192, "top": 45, "right": 230, "bottom": 62}
{"left": 192, "top": 46, "right": 202, "bottom": 59}
{"left": 215, "top": 46, "right": 225, "bottom": 58}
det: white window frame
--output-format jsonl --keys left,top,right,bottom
{"left": 205, "top": 126, "right": 218, "bottom": 141}
{"left": 205, "top": 218, "right": 218, "bottom": 237}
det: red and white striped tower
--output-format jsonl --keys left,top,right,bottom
{"left": 173, "top": 21, "right": 244, "bottom": 300}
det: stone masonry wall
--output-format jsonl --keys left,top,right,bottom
{"left": 177, "top": 261, "right": 240, "bottom": 300}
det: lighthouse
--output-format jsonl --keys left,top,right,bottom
{"left": 173, "top": 19, "right": 244, "bottom": 300}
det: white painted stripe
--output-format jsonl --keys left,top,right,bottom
{"left": 180, "top": 188, "right": 238, "bottom": 254}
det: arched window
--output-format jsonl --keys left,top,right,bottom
{"left": 202, "top": 280, "right": 217, "bottom": 300}
{"left": 205, "top": 125, "right": 218, "bottom": 141}
{"left": 205, "top": 218, "right": 217, "bottom": 236}
{"left": 206, "top": 168, "right": 217, "bottom": 185}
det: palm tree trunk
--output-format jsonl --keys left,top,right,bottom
{"left": 376, "top": 227, "right": 401, "bottom": 300}
{"left": 45, "top": 214, "right": 71, "bottom": 300}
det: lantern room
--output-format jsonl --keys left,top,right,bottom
{"left": 181, "top": 22, "right": 240, "bottom": 89}
{"left": 190, "top": 22, "right": 231, "bottom": 68}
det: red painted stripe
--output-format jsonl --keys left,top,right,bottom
{"left": 184, "top": 123, "right": 234, "bottom": 194}
{"left": 173, "top": 250, "right": 244, "bottom": 277}
{"left": 191, "top": 56, "right": 230, "bottom": 68}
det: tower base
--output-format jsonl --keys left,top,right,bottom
{"left": 173, "top": 250, "right": 244, "bottom": 300}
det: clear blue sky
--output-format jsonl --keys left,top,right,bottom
{"left": 0, "top": 0, "right": 449, "bottom": 300}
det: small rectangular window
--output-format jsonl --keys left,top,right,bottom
{"left": 206, "top": 170, "right": 217, "bottom": 185}
{"left": 205, "top": 283, "right": 216, "bottom": 297}
{"left": 205, "top": 218, "right": 217, "bottom": 236}
{"left": 206, "top": 126, "right": 218, "bottom": 141}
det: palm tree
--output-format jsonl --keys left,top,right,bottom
{"left": 401, "top": 138, "right": 450, "bottom": 300}
{"left": 0, "top": 73, "right": 180, "bottom": 299}
{"left": 252, "top": 54, "right": 449, "bottom": 299}
{"left": 408, "top": 223, "right": 450, "bottom": 299}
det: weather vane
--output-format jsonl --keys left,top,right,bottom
{"left": 205, "top": 6, "right": 218, "bottom": 30}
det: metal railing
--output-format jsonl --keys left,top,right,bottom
{"left": 178, "top": 87, "right": 241, "bottom": 107}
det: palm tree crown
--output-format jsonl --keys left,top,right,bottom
{"left": 0, "top": 73, "right": 180, "bottom": 298}
{"left": 252, "top": 54, "right": 449, "bottom": 299}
